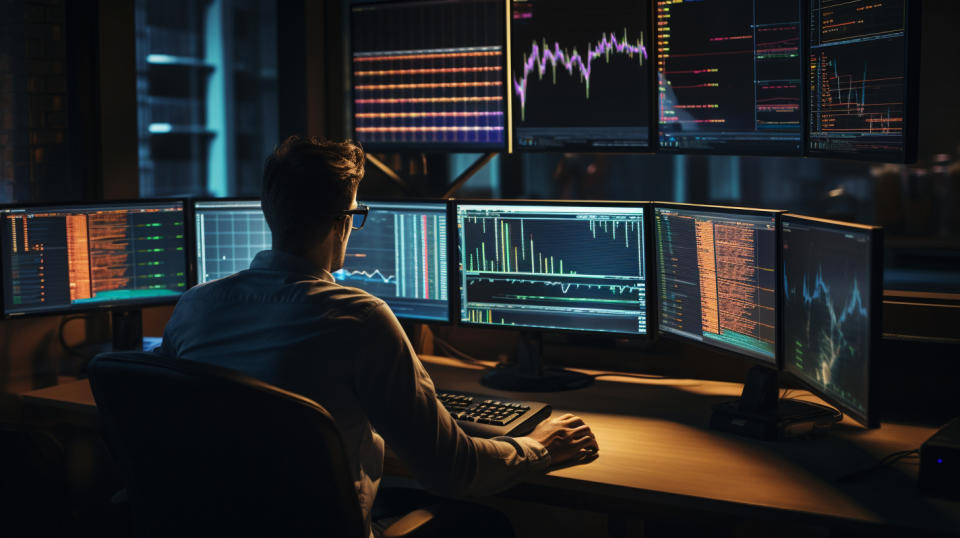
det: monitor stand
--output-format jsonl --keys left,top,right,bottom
{"left": 481, "top": 332, "right": 594, "bottom": 392}
{"left": 709, "top": 366, "right": 841, "bottom": 440}
{"left": 111, "top": 308, "right": 144, "bottom": 352}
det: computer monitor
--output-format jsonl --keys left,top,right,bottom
{"left": 656, "top": 0, "right": 804, "bottom": 155}
{"left": 781, "top": 214, "right": 882, "bottom": 427}
{"left": 334, "top": 200, "right": 451, "bottom": 322}
{"left": 654, "top": 203, "right": 779, "bottom": 365}
{"left": 807, "top": 0, "right": 919, "bottom": 162}
{"left": 509, "top": 0, "right": 653, "bottom": 151}
{"left": 350, "top": 0, "right": 507, "bottom": 151}
{"left": 193, "top": 199, "right": 271, "bottom": 285}
{"left": 456, "top": 201, "right": 648, "bottom": 336}
{"left": 0, "top": 201, "right": 188, "bottom": 317}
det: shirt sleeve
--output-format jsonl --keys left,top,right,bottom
{"left": 352, "top": 303, "right": 550, "bottom": 497}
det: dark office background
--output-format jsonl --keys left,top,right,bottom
{"left": 0, "top": 1, "right": 958, "bottom": 536}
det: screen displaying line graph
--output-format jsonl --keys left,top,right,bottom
{"left": 350, "top": 0, "right": 506, "bottom": 150}
{"left": 457, "top": 203, "right": 647, "bottom": 335}
{"left": 509, "top": 0, "right": 652, "bottom": 150}
{"left": 657, "top": 0, "right": 803, "bottom": 154}
{"left": 334, "top": 201, "right": 449, "bottom": 322}
{"left": 782, "top": 216, "right": 876, "bottom": 419}
{"left": 808, "top": 0, "right": 909, "bottom": 160}
{"left": 195, "top": 200, "right": 272, "bottom": 284}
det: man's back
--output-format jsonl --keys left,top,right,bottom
{"left": 161, "top": 250, "right": 551, "bottom": 537}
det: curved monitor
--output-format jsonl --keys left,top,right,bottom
{"left": 1, "top": 200, "right": 188, "bottom": 317}
{"left": 456, "top": 200, "right": 649, "bottom": 336}
{"left": 781, "top": 214, "right": 882, "bottom": 427}
{"left": 654, "top": 203, "right": 780, "bottom": 365}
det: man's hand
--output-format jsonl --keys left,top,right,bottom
{"left": 525, "top": 413, "right": 599, "bottom": 467}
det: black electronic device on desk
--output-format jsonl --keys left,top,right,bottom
{"left": 920, "top": 418, "right": 960, "bottom": 498}
{"left": 0, "top": 200, "right": 189, "bottom": 352}
{"left": 437, "top": 390, "right": 551, "bottom": 438}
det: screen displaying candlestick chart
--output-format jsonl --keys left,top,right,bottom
{"left": 350, "top": 0, "right": 506, "bottom": 150}
{"left": 782, "top": 216, "right": 878, "bottom": 421}
{"left": 655, "top": 206, "right": 777, "bottom": 363}
{"left": 657, "top": 0, "right": 803, "bottom": 154}
{"left": 808, "top": 0, "right": 911, "bottom": 161}
{"left": 334, "top": 201, "right": 449, "bottom": 322}
{"left": 510, "top": 0, "right": 652, "bottom": 151}
{"left": 457, "top": 203, "right": 647, "bottom": 335}
{"left": 1, "top": 202, "right": 187, "bottom": 316}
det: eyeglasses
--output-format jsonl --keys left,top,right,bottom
{"left": 339, "top": 204, "right": 369, "bottom": 230}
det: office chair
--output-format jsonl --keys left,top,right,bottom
{"left": 88, "top": 351, "right": 441, "bottom": 538}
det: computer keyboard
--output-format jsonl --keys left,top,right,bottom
{"left": 437, "top": 390, "right": 551, "bottom": 438}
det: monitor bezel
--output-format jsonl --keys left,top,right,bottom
{"left": 0, "top": 198, "right": 191, "bottom": 319}
{"left": 453, "top": 198, "right": 653, "bottom": 338}
{"left": 348, "top": 0, "right": 510, "bottom": 153}
{"left": 654, "top": 0, "right": 806, "bottom": 158}
{"left": 351, "top": 197, "right": 456, "bottom": 325}
{"left": 804, "top": 0, "right": 920, "bottom": 164}
{"left": 653, "top": 202, "right": 784, "bottom": 368}
{"left": 506, "top": 0, "right": 658, "bottom": 154}
{"left": 190, "top": 197, "right": 264, "bottom": 287}
{"left": 779, "top": 213, "right": 882, "bottom": 428}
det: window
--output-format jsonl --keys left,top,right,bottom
{"left": 135, "top": 0, "right": 277, "bottom": 197}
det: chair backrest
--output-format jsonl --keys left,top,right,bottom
{"left": 88, "top": 351, "right": 366, "bottom": 538}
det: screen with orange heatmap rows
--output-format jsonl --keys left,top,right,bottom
{"left": 1, "top": 203, "right": 187, "bottom": 315}
{"left": 654, "top": 206, "right": 777, "bottom": 363}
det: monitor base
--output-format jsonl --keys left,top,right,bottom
{"left": 710, "top": 399, "right": 841, "bottom": 440}
{"left": 479, "top": 332, "right": 594, "bottom": 392}
{"left": 709, "top": 366, "right": 841, "bottom": 440}
{"left": 481, "top": 364, "right": 594, "bottom": 392}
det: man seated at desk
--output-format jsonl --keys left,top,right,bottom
{"left": 160, "top": 136, "right": 599, "bottom": 537}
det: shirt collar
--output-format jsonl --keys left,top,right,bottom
{"left": 250, "top": 250, "right": 336, "bottom": 283}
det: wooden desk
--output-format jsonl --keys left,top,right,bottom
{"left": 18, "top": 355, "right": 960, "bottom": 535}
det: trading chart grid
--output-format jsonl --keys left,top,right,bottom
{"left": 657, "top": 0, "right": 803, "bottom": 154}
{"left": 655, "top": 206, "right": 777, "bottom": 362}
{"left": 510, "top": 0, "right": 652, "bottom": 150}
{"left": 195, "top": 200, "right": 271, "bottom": 284}
{"left": 350, "top": 0, "right": 506, "bottom": 149}
{"left": 457, "top": 203, "right": 647, "bottom": 335}
{"left": 2, "top": 203, "right": 187, "bottom": 315}
{"left": 808, "top": 0, "right": 910, "bottom": 160}
{"left": 782, "top": 217, "right": 875, "bottom": 419}
{"left": 334, "top": 201, "right": 449, "bottom": 322}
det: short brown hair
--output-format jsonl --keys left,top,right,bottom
{"left": 261, "top": 136, "right": 365, "bottom": 253}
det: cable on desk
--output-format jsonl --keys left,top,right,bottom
{"left": 592, "top": 372, "right": 666, "bottom": 380}
{"left": 433, "top": 338, "right": 492, "bottom": 369}
{"left": 836, "top": 448, "right": 920, "bottom": 483}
